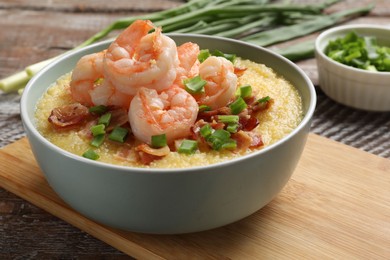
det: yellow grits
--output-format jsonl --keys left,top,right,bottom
{"left": 35, "top": 58, "right": 303, "bottom": 168}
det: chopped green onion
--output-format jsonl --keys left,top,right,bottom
{"left": 82, "top": 149, "right": 100, "bottom": 160}
{"left": 90, "top": 124, "right": 106, "bottom": 136}
{"left": 229, "top": 97, "right": 247, "bottom": 114}
{"left": 257, "top": 96, "right": 271, "bottom": 103}
{"left": 151, "top": 134, "right": 167, "bottom": 148}
{"left": 98, "top": 112, "right": 112, "bottom": 127}
{"left": 200, "top": 124, "right": 213, "bottom": 138}
{"left": 178, "top": 140, "right": 198, "bottom": 154}
{"left": 217, "top": 115, "right": 239, "bottom": 124}
{"left": 199, "top": 104, "right": 211, "bottom": 112}
{"left": 238, "top": 85, "right": 252, "bottom": 99}
{"left": 198, "top": 49, "right": 236, "bottom": 63}
{"left": 91, "top": 134, "right": 105, "bottom": 147}
{"left": 226, "top": 123, "right": 238, "bottom": 133}
{"left": 108, "top": 126, "right": 128, "bottom": 143}
{"left": 89, "top": 105, "right": 107, "bottom": 115}
{"left": 207, "top": 129, "right": 235, "bottom": 151}
{"left": 184, "top": 75, "right": 207, "bottom": 94}
{"left": 198, "top": 49, "right": 211, "bottom": 63}
{"left": 94, "top": 78, "right": 104, "bottom": 84}
{"left": 211, "top": 50, "right": 236, "bottom": 63}
{"left": 221, "top": 139, "right": 237, "bottom": 150}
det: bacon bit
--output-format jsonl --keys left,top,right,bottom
{"left": 48, "top": 103, "right": 90, "bottom": 128}
{"left": 231, "top": 131, "right": 252, "bottom": 150}
{"left": 232, "top": 130, "right": 264, "bottom": 150}
{"left": 135, "top": 143, "right": 170, "bottom": 165}
{"left": 234, "top": 67, "right": 247, "bottom": 77}
{"left": 106, "top": 107, "right": 129, "bottom": 131}
{"left": 247, "top": 131, "right": 264, "bottom": 148}
{"left": 197, "top": 106, "right": 231, "bottom": 121}
{"left": 239, "top": 114, "right": 259, "bottom": 131}
{"left": 250, "top": 98, "right": 273, "bottom": 114}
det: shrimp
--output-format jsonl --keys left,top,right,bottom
{"left": 196, "top": 56, "right": 238, "bottom": 110}
{"left": 175, "top": 42, "right": 200, "bottom": 87}
{"left": 70, "top": 51, "right": 133, "bottom": 109}
{"left": 104, "top": 20, "right": 179, "bottom": 96}
{"left": 70, "top": 51, "right": 105, "bottom": 106}
{"left": 128, "top": 86, "right": 199, "bottom": 145}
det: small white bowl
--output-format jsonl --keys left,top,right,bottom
{"left": 315, "top": 24, "right": 390, "bottom": 111}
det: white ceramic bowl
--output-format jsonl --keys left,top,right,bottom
{"left": 315, "top": 24, "right": 390, "bottom": 111}
{"left": 21, "top": 34, "right": 316, "bottom": 234}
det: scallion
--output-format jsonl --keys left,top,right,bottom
{"left": 226, "top": 123, "right": 238, "bottom": 133}
{"left": 238, "top": 85, "right": 252, "bottom": 99}
{"left": 108, "top": 126, "right": 128, "bottom": 143}
{"left": 98, "top": 112, "right": 112, "bottom": 127}
{"left": 200, "top": 124, "right": 213, "bottom": 138}
{"left": 178, "top": 139, "right": 198, "bottom": 154}
{"left": 198, "top": 49, "right": 211, "bottom": 63}
{"left": 217, "top": 115, "right": 239, "bottom": 124}
{"left": 257, "top": 96, "right": 271, "bottom": 103}
{"left": 91, "top": 134, "right": 105, "bottom": 147}
{"left": 90, "top": 124, "right": 106, "bottom": 136}
{"left": 211, "top": 50, "right": 236, "bottom": 63}
{"left": 89, "top": 105, "right": 108, "bottom": 115}
{"left": 199, "top": 104, "right": 211, "bottom": 112}
{"left": 229, "top": 97, "right": 247, "bottom": 115}
{"left": 82, "top": 149, "right": 100, "bottom": 160}
{"left": 184, "top": 75, "right": 207, "bottom": 94}
{"left": 207, "top": 129, "right": 235, "bottom": 151}
{"left": 151, "top": 134, "right": 167, "bottom": 148}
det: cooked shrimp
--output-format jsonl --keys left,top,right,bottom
{"left": 128, "top": 86, "right": 199, "bottom": 145}
{"left": 175, "top": 42, "right": 200, "bottom": 86}
{"left": 104, "top": 20, "right": 179, "bottom": 96}
{"left": 70, "top": 51, "right": 133, "bottom": 109}
{"left": 196, "top": 56, "right": 238, "bottom": 110}
{"left": 70, "top": 51, "right": 106, "bottom": 106}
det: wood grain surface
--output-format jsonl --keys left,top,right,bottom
{"left": 0, "top": 135, "right": 389, "bottom": 259}
{"left": 1, "top": 0, "right": 390, "bottom": 258}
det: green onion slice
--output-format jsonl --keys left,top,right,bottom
{"left": 211, "top": 50, "right": 236, "bottom": 63}
{"left": 151, "top": 134, "right": 167, "bottom": 148}
{"left": 200, "top": 124, "right": 213, "bottom": 138}
{"left": 229, "top": 97, "right": 247, "bottom": 115}
{"left": 91, "top": 134, "right": 105, "bottom": 147}
{"left": 226, "top": 123, "right": 238, "bottom": 133}
{"left": 108, "top": 126, "right": 128, "bottom": 143}
{"left": 184, "top": 75, "right": 207, "bottom": 94}
{"left": 238, "top": 85, "right": 252, "bottom": 99}
{"left": 198, "top": 49, "right": 211, "bottom": 63}
{"left": 257, "top": 96, "right": 271, "bottom": 103}
{"left": 198, "top": 104, "right": 211, "bottom": 112}
{"left": 82, "top": 149, "right": 100, "bottom": 160}
{"left": 90, "top": 124, "right": 106, "bottom": 136}
{"left": 221, "top": 139, "right": 237, "bottom": 150}
{"left": 217, "top": 115, "right": 239, "bottom": 124}
{"left": 89, "top": 105, "right": 107, "bottom": 115}
{"left": 178, "top": 140, "right": 198, "bottom": 154}
{"left": 98, "top": 112, "right": 112, "bottom": 127}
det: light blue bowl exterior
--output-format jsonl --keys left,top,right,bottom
{"left": 21, "top": 34, "right": 316, "bottom": 234}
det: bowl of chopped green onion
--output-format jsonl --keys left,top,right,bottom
{"left": 315, "top": 24, "right": 390, "bottom": 111}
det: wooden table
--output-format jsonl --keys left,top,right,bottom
{"left": 1, "top": 0, "right": 389, "bottom": 258}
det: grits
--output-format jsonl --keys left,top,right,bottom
{"left": 35, "top": 58, "right": 303, "bottom": 168}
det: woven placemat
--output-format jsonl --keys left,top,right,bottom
{"left": 1, "top": 90, "right": 389, "bottom": 158}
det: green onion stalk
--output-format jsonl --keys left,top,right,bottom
{"left": 0, "top": 0, "right": 373, "bottom": 93}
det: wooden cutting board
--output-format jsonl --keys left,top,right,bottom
{"left": 0, "top": 134, "right": 389, "bottom": 259}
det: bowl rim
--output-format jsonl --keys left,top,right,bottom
{"left": 21, "top": 34, "right": 316, "bottom": 174}
{"left": 315, "top": 23, "right": 390, "bottom": 76}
